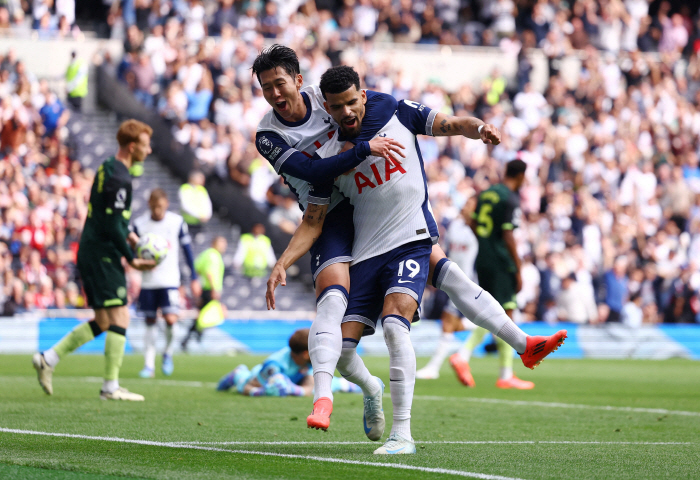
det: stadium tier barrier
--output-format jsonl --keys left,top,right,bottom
{"left": 1, "top": 311, "right": 698, "bottom": 359}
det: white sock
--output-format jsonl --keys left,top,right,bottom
{"left": 336, "top": 339, "right": 380, "bottom": 397}
{"left": 500, "top": 366, "right": 513, "bottom": 380}
{"left": 383, "top": 316, "right": 415, "bottom": 441}
{"left": 496, "top": 321, "right": 527, "bottom": 354}
{"left": 436, "top": 261, "right": 527, "bottom": 353}
{"left": 144, "top": 323, "right": 157, "bottom": 370}
{"left": 457, "top": 343, "right": 472, "bottom": 362}
{"left": 43, "top": 348, "right": 59, "bottom": 367}
{"left": 309, "top": 287, "right": 347, "bottom": 402}
{"left": 313, "top": 372, "right": 333, "bottom": 402}
{"left": 102, "top": 379, "right": 119, "bottom": 393}
{"left": 164, "top": 323, "right": 177, "bottom": 357}
{"left": 423, "top": 332, "right": 455, "bottom": 372}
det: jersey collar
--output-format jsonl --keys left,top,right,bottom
{"left": 273, "top": 91, "right": 312, "bottom": 127}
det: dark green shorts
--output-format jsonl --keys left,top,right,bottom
{"left": 475, "top": 265, "right": 517, "bottom": 311}
{"left": 77, "top": 248, "right": 127, "bottom": 309}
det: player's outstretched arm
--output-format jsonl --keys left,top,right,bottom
{"left": 266, "top": 203, "right": 329, "bottom": 310}
{"left": 431, "top": 112, "right": 501, "bottom": 145}
{"left": 257, "top": 132, "right": 404, "bottom": 185}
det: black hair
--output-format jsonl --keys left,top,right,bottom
{"left": 251, "top": 44, "right": 300, "bottom": 84}
{"left": 289, "top": 328, "right": 310, "bottom": 354}
{"left": 505, "top": 159, "right": 527, "bottom": 178}
{"left": 319, "top": 66, "right": 360, "bottom": 99}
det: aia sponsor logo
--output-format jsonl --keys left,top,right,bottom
{"left": 354, "top": 158, "right": 406, "bottom": 194}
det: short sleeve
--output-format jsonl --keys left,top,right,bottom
{"left": 351, "top": 91, "right": 398, "bottom": 143}
{"left": 102, "top": 170, "right": 130, "bottom": 215}
{"left": 396, "top": 100, "right": 438, "bottom": 136}
{"left": 307, "top": 181, "right": 333, "bottom": 206}
{"left": 256, "top": 130, "right": 296, "bottom": 174}
{"left": 502, "top": 196, "right": 520, "bottom": 230}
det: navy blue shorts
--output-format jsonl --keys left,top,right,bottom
{"left": 138, "top": 288, "right": 180, "bottom": 318}
{"left": 342, "top": 239, "right": 432, "bottom": 336}
{"left": 309, "top": 199, "right": 354, "bottom": 283}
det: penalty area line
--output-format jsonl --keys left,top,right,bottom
{"left": 0, "top": 427, "right": 524, "bottom": 480}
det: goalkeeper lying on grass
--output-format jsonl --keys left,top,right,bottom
{"left": 217, "top": 328, "right": 361, "bottom": 397}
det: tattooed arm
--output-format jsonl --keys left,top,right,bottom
{"left": 266, "top": 203, "right": 329, "bottom": 309}
{"left": 431, "top": 112, "right": 501, "bottom": 145}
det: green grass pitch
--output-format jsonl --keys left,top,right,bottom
{"left": 1, "top": 354, "right": 698, "bottom": 479}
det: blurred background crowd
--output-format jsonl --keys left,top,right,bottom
{"left": 1, "top": 0, "right": 700, "bottom": 326}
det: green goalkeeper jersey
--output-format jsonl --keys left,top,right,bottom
{"left": 472, "top": 183, "right": 521, "bottom": 273}
{"left": 79, "top": 157, "right": 134, "bottom": 262}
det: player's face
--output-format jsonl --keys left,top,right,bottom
{"left": 291, "top": 350, "right": 311, "bottom": 367}
{"left": 131, "top": 132, "right": 152, "bottom": 163}
{"left": 259, "top": 68, "right": 303, "bottom": 120}
{"left": 324, "top": 87, "right": 366, "bottom": 138}
{"left": 149, "top": 197, "right": 168, "bottom": 221}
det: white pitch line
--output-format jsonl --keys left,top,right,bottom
{"left": 0, "top": 428, "right": 523, "bottom": 480}
{"left": 5, "top": 375, "right": 699, "bottom": 418}
{"left": 413, "top": 396, "right": 700, "bottom": 417}
{"left": 173, "top": 440, "right": 694, "bottom": 446}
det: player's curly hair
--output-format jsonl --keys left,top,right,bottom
{"left": 319, "top": 66, "right": 360, "bottom": 99}
{"left": 251, "top": 44, "right": 300, "bottom": 84}
{"left": 289, "top": 328, "right": 310, "bottom": 354}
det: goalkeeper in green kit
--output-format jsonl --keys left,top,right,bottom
{"left": 32, "top": 119, "right": 156, "bottom": 401}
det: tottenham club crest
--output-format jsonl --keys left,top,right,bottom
{"left": 258, "top": 135, "right": 274, "bottom": 155}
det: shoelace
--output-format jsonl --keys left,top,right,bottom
{"left": 364, "top": 394, "right": 382, "bottom": 423}
{"left": 383, "top": 433, "right": 403, "bottom": 448}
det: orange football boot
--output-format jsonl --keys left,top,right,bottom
{"left": 307, "top": 397, "right": 333, "bottom": 431}
{"left": 449, "top": 353, "right": 475, "bottom": 387}
{"left": 496, "top": 375, "right": 535, "bottom": 389}
{"left": 519, "top": 330, "right": 567, "bottom": 369}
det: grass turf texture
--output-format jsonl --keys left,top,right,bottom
{"left": 0, "top": 354, "right": 698, "bottom": 480}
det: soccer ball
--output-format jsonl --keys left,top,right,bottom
{"left": 136, "top": 233, "right": 169, "bottom": 265}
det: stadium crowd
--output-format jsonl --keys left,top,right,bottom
{"left": 2, "top": 0, "right": 700, "bottom": 325}
{"left": 0, "top": 50, "right": 90, "bottom": 314}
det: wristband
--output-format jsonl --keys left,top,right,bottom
{"left": 478, "top": 125, "right": 484, "bottom": 134}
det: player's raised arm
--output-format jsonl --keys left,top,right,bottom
{"left": 266, "top": 202, "right": 329, "bottom": 310}
{"left": 431, "top": 112, "right": 501, "bottom": 145}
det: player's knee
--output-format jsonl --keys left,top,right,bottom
{"left": 382, "top": 315, "right": 410, "bottom": 345}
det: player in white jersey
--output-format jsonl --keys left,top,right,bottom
{"left": 267, "top": 66, "right": 567, "bottom": 454}
{"left": 132, "top": 189, "right": 199, "bottom": 378}
{"left": 255, "top": 47, "right": 566, "bottom": 442}
{"left": 416, "top": 197, "right": 480, "bottom": 380}
{"left": 252, "top": 45, "right": 404, "bottom": 440}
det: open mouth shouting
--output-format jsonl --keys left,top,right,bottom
{"left": 342, "top": 116, "right": 358, "bottom": 129}
{"left": 275, "top": 100, "right": 288, "bottom": 113}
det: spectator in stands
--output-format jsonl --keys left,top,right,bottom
{"left": 39, "top": 91, "right": 69, "bottom": 138}
{"left": 65, "top": 51, "right": 87, "bottom": 111}
{"left": 556, "top": 273, "right": 599, "bottom": 324}
{"left": 233, "top": 223, "right": 275, "bottom": 279}
{"left": 179, "top": 170, "right": 212, "bottom": 237}
{"left": 604, "top": 256, "right": 630, "bottom": 323}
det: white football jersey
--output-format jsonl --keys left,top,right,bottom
{"left": 133, "top": 211, "right": 190, "bottom": 289}
{"left": 445, "top": 217, "right": 478, "bottom": 282}
{"left": 316, "top": 100, "right": 440, "bottom": 265}
{"left": 256, "top": 84, "right": 345, "bottom": 211}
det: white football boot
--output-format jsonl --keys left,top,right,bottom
{"left": 32, "top": 352, "right": 54, "bottom": 395}
{"left": 362, "top": 376, "right": 385, "bottom": 441}
{"left": 100, "top": 387, "right": 145, "bottom": 401}
{"left": 373, "top": 433, "right": 416, "bottom": 455}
